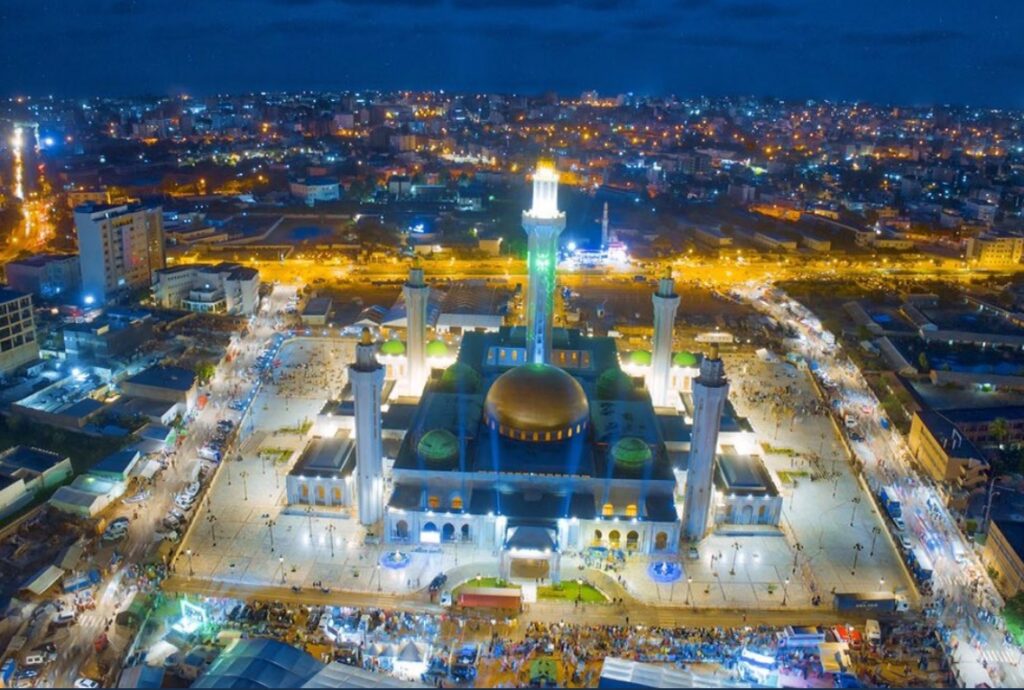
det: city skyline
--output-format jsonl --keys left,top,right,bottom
{"left": 1, "top": 0, "right": 1023, "bottom": 107}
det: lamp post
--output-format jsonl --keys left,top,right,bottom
{"left": 279, "top": 556, "right": 285, "bottom": 584}
{"left": 377, "top": 564, "right": 382, "bottom": 592}
{"left": 782, "top": 577, "right": 789, "bottom": 606}
{"left": 792, "top": 541, "right": 803, "bottom": 574}
{"left": 730, "top": 542, "right": 742, "bottom": 576}
{"left": 850, "top": 497, "right": 861, "bottom": 527}
{"left": 851, "top": 543, "right": 864, "bottom": 575}
{"left": 207, "top": 513, "right": 218, "bottom": 547}
{"left": 326, "top": 524, "right": 336, "bottom": 558}
{"left": 186, "top": 549, "right": 194, "bottom": 578}
{"left": 870, "top": 526, "right": 881, "bottom": 557}
{"left": 305, "top": 505, "right": 315, "bottom": 541}
{"left": 266, "top": 519, "right": 276, "bottom": 553}
{"left": 686, "top": 576, "right": 693, "bottom": 606}
{"left": 240, "top": 471, "right": 249, "bottom": 501}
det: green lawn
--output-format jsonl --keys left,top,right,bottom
{"left": 537, "top": 581, "right": 607, "bottom": 603}
{"left": 1005, "top": 594, "right": 1024, "bottom": 646}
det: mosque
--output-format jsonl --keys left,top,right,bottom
{"left": 296, "top": 163, "right": 781, "bottom": 583}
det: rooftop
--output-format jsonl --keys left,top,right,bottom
{"left": 125, "top": 365, "right": 197, "bottom": 392}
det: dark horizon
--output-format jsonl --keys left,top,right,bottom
{"left": 1, "top": 0, "right": 1022, "bottom": 109}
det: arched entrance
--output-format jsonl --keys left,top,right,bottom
{"left": 422, "top": 522, "right": 439, "bottom": 544}
{"left": 741, "top": 504, "right": 753, "bottom": 524}
{"left": 626, "top": 530, "right": 639, "bottom": 550}
{"left": 592, "top": 529, "right": 603, "bottom": 546}
{"left": 460, "top": 524, "right": 471, "bottom": 542}
{"left": 442, "top": 523, "right": 456, "bottom": 542}
{"left": 654, "top": 532, "right": 668, "bottom": 550}
{"left": 609, "top": 530, "right": 621, "bottom": 548}
{"left": 395, "top": 520, "right": 409, "bottom": 540}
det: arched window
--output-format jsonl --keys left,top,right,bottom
{"left": 428, "top": 495, "right": 440, "bottom": 510}
{"left": 626, "top": 504, "right": 638, "bottom": 518}
{"left": 451, "top": 495, "right": 463, "bottom": 511}
{"left": 316, "top": 485, "right": 325, "bottom": 502}
{"left": 602, "top": 503, "right": 614, "bottom": 517}
{"left": 300, "top": 483, "right": 309, "bottom": 499}
{"left": 626, "top": 530, "right": 639, "bottom": 550}
{"left": 592, "top": 529, "right": 603, "bottom": 545}
{"left": 333, "top": 487, "right": 342, "bottom": 503}
{"left": 654, "top": 532, "right": 668, "bottom": 550}
{"left": 609, "top": 530, "right": 621, "bottom": 548}
{"left": 757, "top": 505, "right": 766, "bottom": 522}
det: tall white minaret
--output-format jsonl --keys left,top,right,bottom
{"left": 350, "top": 328, "right": 385, "bottom": 526}
{"left": 650, "top": 275, "right": 679, "bottom": 407}
{"left": 522, "top": 163, "right": 566, "bottom": 365}
{"left": 601, "top": 202, "right": 609, "bottom": 250}
{"left": 403, "top": 264, "right": 429, "bottom": 395}
{"left": 682, "top": 344, "right": 729, "bottom": 542}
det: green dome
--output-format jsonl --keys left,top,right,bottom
{"left": 426, "top": 339, "right": 450, "bottom": 358}
{"left": 417, "top": 429, "right": 459, "bottom": 469}
{"left": 673, "top": 351, "right": 698, "bottom": 367}
{"left": 379, "top": 338, "right": 406, "bottom": 356}
{"left": 438, "top": 362, "right": 481, "bottom": 394}
{"left": 596, "top": 368, "right": 637, "bottom": 401}
{"left": 611, "top": 437, "right": 652, "bottom": 474}
{"left": 629, "top": 350, "right": 652, "bottom": 366}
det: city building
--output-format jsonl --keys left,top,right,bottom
{"left": 289, "top": 177, "right": 340, "bottom": 205}
{"left": 983, "top": 519, "right": 1024, "bottom": 597}
{"left": 152, "top": 262, "right": 260, "bottom": 315}
{"left": 0, "top": 287, "right": 40, "bottom": 376}
{"left": 75, "top": 203, "right": 165, "bottom": 303}
{"left": 965, "top": 232, "right": 1024, "bottom": 267}
{"left": 907, "top": 410, "right": 989, "bottom": 507}
{"left": 63, "top": 311, "right": 154, "bottom": 366}
{"left": 3, "top": 253, "right": 81, "bottom": 300}
{"left": 285, "top": 433, "right": 355, "bottom": 508}
{"left": 121, "top": 365, "right": 198, "bottom": 415}
{"left": 0, "top": 446, "right": 73, "bottom": 519}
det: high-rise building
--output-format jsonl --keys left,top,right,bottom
{"left": 650, "top": 275, "right": 680, "bottom": 407}
{"left": 682, "top": 346, "right": 729, "bottom": 541}
{"left": 75, "top": 203, "right": 165, "bottom": 304}
{"left": 3, "top": 253, "right": 81, "bottom": 300}
{"left": 0, "top": 287, "right": 39, "bottom": 376}
{"left": 403, "top": 265, "right": 429, "bottom": 396}
{"left": 522, "top": 164, "right": 566, "bottom": 365}
{"left": 350, "top": 328, "right": 385, "bottom": 526}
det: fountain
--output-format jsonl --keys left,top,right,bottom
{"left": 647, "top": 560, "right": 682, "bottom": 583}
{"left": 379, "top": 550, "right": 411, "bottom": 569}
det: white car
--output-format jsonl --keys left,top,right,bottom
{"left": 74, "top": 679, "right": 100, "bottom": 688}
{"left": 175, "top": 495, "right": 195, "bottom": 509}
{"left": 157, "top": 530, "right": 180, "bottom": 543}
{"left": 439, "top": 591, "right": 452, "bottom": 607}
{"left": 183, "top": 481, "right": 201, "bottom": 497}
{"left": 23, "top": 655, "right": 45, "bottom": 667}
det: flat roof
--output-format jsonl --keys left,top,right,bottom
{"left": 289, "top": 434, "right": 355, "bottom": 479}
{"left": 713, "top": 449, "right": 777, "bottom": 497}
{"left": 0, "top": 446, "right": 68, "bottom": 475}
{"left": 125, "top": 365, "right": 196, "bottom": 392}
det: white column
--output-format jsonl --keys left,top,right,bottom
{"left": 650, "top": 276, "right": 680, "bottom": 406}
{"left": 682, "top": 348, "right": 729, "bottom": 542}
{"left": 349, "top": 329, "right": 385, "bottom": 526}
{"left": 403, "top": 266, "right": 429, "bottom": 396}
{"left": 522, "top": 164, "right": 566, "bottom": 365}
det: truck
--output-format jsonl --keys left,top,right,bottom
{"left": 909, "top": 547, "right": 934, "bottom": 584}
{"left": 62, "top": 570, "right": 101, "bottom": 594}
{"left": 878, "top": 486, "right": 902, "bottom": 520}
{"left": 833, "top": 591, "right": 909, "bottom": 614}
{"left": 457, "top": 586, "right": 522, "bottom": 611}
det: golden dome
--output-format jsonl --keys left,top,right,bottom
{"left": 484, "top": 363, "right": 590, "bottom": 442}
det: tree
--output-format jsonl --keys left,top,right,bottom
{"left": 991, "top": 417, "right": 1011, "bottom": 447}
{"left": 195, "top": 361, "right": 217, "bottom": 385}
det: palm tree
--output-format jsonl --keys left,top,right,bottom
{"left": 991, "top": 417, "right": 1011, "bottom": 448}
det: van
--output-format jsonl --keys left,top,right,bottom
{"left": 864, "top": 619, "right": 881, "bottom": 644}
{"left": 23, "top": 655, "right": 45, "bottom": 667}
{"left": 54, "top": 610, "right": 76, "bottom": 627}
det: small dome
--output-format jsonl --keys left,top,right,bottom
{"left": 438, "top": 362, "right": 481, "bottom": 394}
{"left": 611, "top": 437, "right": 652, "bottom": 474}
{"left": 417, "top": 429, "right": 459, "bottom": 469}
{"left": 629, "top": 350, "right": 652, "bottom": 366}
{"left": 484, "top": 364, "right": 589, "bottom": 442}
{"left": 673, "top": 351, "right": 698, "bottom": 367}
{"left": 596, "top": 368, "right": 637, "bottom": 401}
{"left": 379, "top": 338, "right": 406, "bottom": 356}
{"left": 426, "top": 339, "right": 449, "bottom": 358}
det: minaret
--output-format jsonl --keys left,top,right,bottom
{"left": 682, "top": 344, "right": 729, "bottom": 542}
{"left": 350, "top": 328, "right": 385, "bottom": 526}
{"left": 601, "top": 202, "right": 609, "bottom": 250}
{"left": 403, "top": 264, "right": 429, "bottom": 395}
{"left": 522, "top": 163, "right": 566, "bottom": 364}
{"left": 650, "top": 275, "right": 680, "bottom": 407}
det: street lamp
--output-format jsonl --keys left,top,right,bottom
{"left": 730, "top": 541, "right": 742, "bottom": 576}
{"left": 850, "top": 497, "right": 861, "bottom": 526}
{"left": 870, "top": 526, "right": 881, "bottom": 557}
{"left": 266, "top": 519, "right": 276, "bottom": 553}
{"left": 851, "top": 543, "right": 864, "bottom": 575}
{"left": 279, "top": 556, "right": 285, "bottom": 584}
{"left": 377, "top": 564, "right": 382, "bottom": 592}
{"left": 686, "top": 576, "right": 693, "bottom": 606}
{"left": 240, "top": 470, "right": 249, "bottom": 501}
{"left": 305, "top": 505, "right": 315, "bottom": 540}
{"left": 782, "top": 577, "right": 789, "bottom": 606}
{"left": 326, "top": 524, "right": 336, "bottom": 558}
{"left": 207, "top": 513, "right": 218, "bottom": 547}
{"left": 792, "top": 541, "right": 803, "bottom": 574}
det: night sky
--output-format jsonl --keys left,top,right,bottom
{"left": 1, "top": 0, "right": 1021, "bottom": 107}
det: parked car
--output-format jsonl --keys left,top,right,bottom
{"left": 74, "top": 679, "right": 99, "bottom": 689}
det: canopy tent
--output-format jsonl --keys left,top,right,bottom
{"left": 301, "top": 662, "right": 430, "bottom": 688}
{"left": 22, "top": 565, "right": 65, "bottom": 596}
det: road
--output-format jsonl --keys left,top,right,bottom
{"left": 740, "top": 281, "right": 1021, "bottom": 688}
